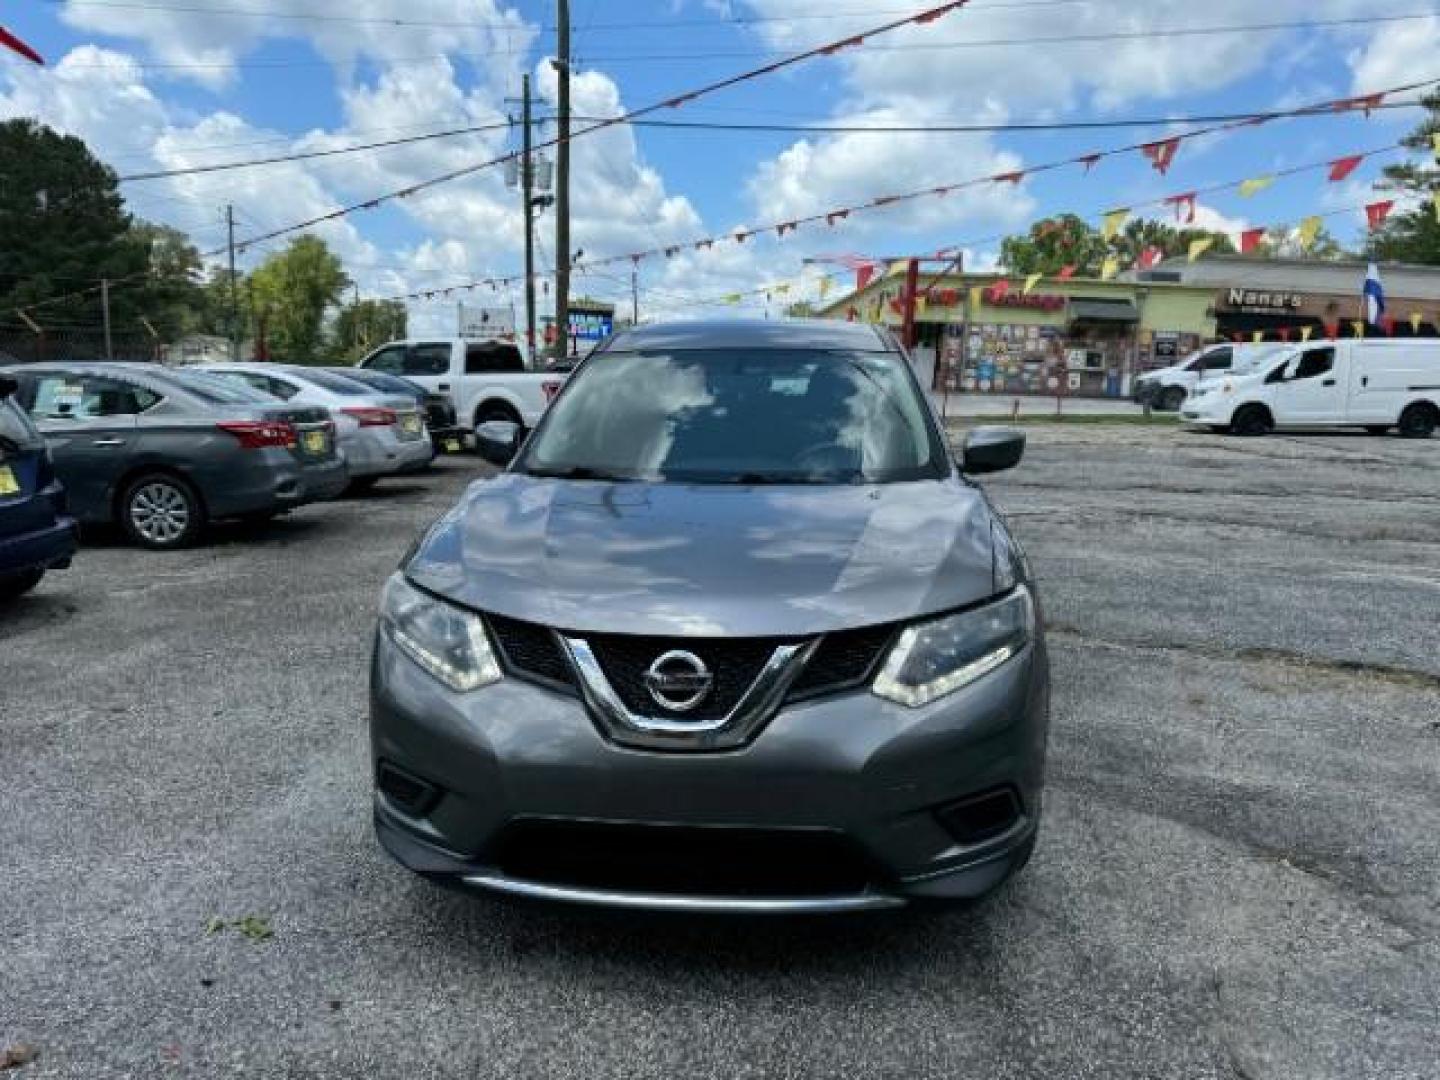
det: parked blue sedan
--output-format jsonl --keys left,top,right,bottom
{"left": 0, "top": 373, "right": 77, "bottom": 600}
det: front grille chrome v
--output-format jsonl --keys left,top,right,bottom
{"left": 560, "top": 635, "right": 820, "bottom": 751}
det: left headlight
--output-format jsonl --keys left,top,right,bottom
{"left": 379, "top": 573, "right": 502, "bottom": 693}
{"left": 873, "top": 586, "right": 1033, "bottom": 708}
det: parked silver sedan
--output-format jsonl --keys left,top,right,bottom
{"left": 0, "top": 362, "right": 348, "bottom": 548}
{"left": 201, "top": 363, "right": 434, "bottom": 489}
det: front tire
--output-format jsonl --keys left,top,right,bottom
{"left": 1398, "top": 402, "right": 1438, "bottom": 439}
{"left": 0, "top": 568, "right": 44, "bottom": 601}
{"left": 1158, "top": 386, "right": 1186, "bottom": 412}
{"left": 120, "top": 473, "right": 205, "bottom": 549}
{"left": 1230, "top": 404, "right": 1273, "bottom": 437}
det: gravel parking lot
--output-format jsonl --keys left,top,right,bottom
{"left": 3, "top": 427, "right": 1438, "bottom": 1079}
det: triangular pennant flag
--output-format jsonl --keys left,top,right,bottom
{"left": 1137, "top": 246, "right": 1164, "bottom": 270}
{"left": 887, "top": 260, "right": 909, "bottom": 277}
{"left": 1300, "top": 325, "right": 1314, "bottom": 342}
{"left": 1188, "top": 237, "right": 1215, "bottom": 263}
{"left": 1351, "top": 320, "right": 1366, "bottom": 338}
{"left": 1164, "top": 192, "right": 1197, "bottom": 224}
{"left": 772, "top": 283, "right": 791, "bottom": 295}
{"left": 1141, "top": 137, "right": 1181, "bottom": 175}
{"left": 734, "top": 231, "right": 748, "bottom": 243}
{"left": 1380, "top": 314, "right": 1396, "bottom": 336}
{"left": 776, "top": 222, "right": 796, "bottom": 238}
{"left": 1079, "top": 154, "right": 1102, "bottom": 173}
{"left": 915, "top": 295, "right": 928, "bottom": 314}
{"left": 992, "top": 278, "right": 1011, "bottom": 295}
{"left": 1297, "top": 216, "right": 1323, "bottom": 252}
{"left": 1023, "top": 273, "right": 1043, "bottom": 295}
{"left": 1334, "top": 92, "right": 1384, "bottom": 116}
{"left": 1324, "top": 321, "right": 1339, "bottom": 340}
{"left": 970, "top": 286, "right": 984, "bottom": 309}
{"left": 1252, "top": 331, "right": 1265, "bottom": 344}
{"left": 826, "top": 210, "right": 850, "bottom": 226}
{"left": 1278, "top": 327, "right": 1292, "bottom": 342}
{"left": 1327, "top": 155, "right": 1363, "bottom": 182}
{"left": 1411, "top": 311, "right": 1424, "bottom": 333}
{"left": 1239, "top": 176, "right": 1275, "bottom": 198}
{"left": 1365, "top": 200, "right": 1395, "bottom": 231}
{"left": 1101, "top": 208, "right": 1129, "bottom": 239}
{"left": 1239, "top": 228, "right": 1266, "bottom": 254}
{"left": 1100, "top": 256, "right": 1120, "bottom": 281}
{"left": 1056, "top": 265, "right": 1077, "bottom": 280}
{"left": 1432, "top": 191, "right": 1440, "bottom": 222}
{"left": 993, "top": 171, "right": 1025, "bottom": 185}
{"left": 819, "top": 277, "right": 832, "bottom": 300}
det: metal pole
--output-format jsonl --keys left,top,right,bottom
{"left": 101, "top": 278, "right": 113, "bottom": 361}
{"left": 631, "top": 267, "right": 639, "bottom": 325}
{"left": 554, "top": 0, "right": 571, "bottom": 360}
{"left": 226, "top": 204, "right": 238, "bottom": 361}
{"left": 522, "top": 73, "right": 537, "bottom": 366}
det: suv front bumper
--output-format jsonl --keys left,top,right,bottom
{"left": 369, "top": 632, "right": 1050, "bottom": 911}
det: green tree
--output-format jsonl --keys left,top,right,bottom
{"left": 124, "top": 220, "right": 206, "bottom": 339}
{"left": 999, "top": 214, "right": 1110, "bottom": 276}
{"left": 329, "top": 299, "right": 407, "bottom": 361}
{"left": 248, "top": 236, "right": 350, "bottom": 362}
{"left": 1366, "top": 88, "right": 1440, "bottom": 265}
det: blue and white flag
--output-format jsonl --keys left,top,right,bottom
{"left": 1364, "top": 262, "right": 1386, "bottom": 326}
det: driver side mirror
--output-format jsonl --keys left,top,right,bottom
{"left": 960, "top": 426, "right": 1026, "bottom": 475}
{"left": 0, "top": 374, "right": 17, "bottom": 400}
{"left": 475, "top": 420, "right": 523, "bottom": 466}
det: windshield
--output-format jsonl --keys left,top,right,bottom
{"left": 518, "top": 348, "right": 948, "bottom": 484}
{"left": 333, "top": 369, "right": 418, "bottom": 395}
{"left": 290, "top": 368, "right": 374, "bottom": 396}
{"left": 156, "top": 368, "right": 276, "bottom": 404}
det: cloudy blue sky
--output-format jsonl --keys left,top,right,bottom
{"left": 3, "top": 0, "right": 1437, "bottom": 330}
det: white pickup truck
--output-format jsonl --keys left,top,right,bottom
{"left": 355, "top": 339, "right": 564, "bottom": 432}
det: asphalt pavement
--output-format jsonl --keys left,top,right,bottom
{"left": 2, "top": 427, "right": 1437, "bottom": 1079}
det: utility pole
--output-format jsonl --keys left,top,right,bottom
{"left": 631, "top": 266, "right": 639, "bottom": 326}
{"left": 554, "top": 0, "right": 571, "bottom": 360}
{"left": 522, "top": 73, "right": 537, "bottom": 365}
{"left": 101, "top": 278, "right": 113, "bottom": 361}
{"left": 225, "top": 204, "right": 238, "bottom": 361}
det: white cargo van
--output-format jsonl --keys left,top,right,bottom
{"left": 1133, "top": 343, "right": 1283, "bottom": 411}
{"left": 355, "top": 339, "right": 564, "bottom": 433}
{"left": 1181, "top": 339, "right": 1440, "bottom": 437}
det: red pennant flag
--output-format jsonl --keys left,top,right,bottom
{"left": 856, "top": 266, "right": 875, "bottom": 291}
{"left": 1141, "top": 137, "right": 1181, "bottom": 175}
{"left": 888, "top": 298, "right": 904, "bottom": 316}
{"left": 821, "top": 35, "right": 865, "bottom": 56}
{"left": 1324, "top": 321, "right": 1339, "bottom": 341}
{"left": 1366, "top": 200, "right": 1395, "bottom": 231}
{"left": 1239, "top": 228, "right": 1266, "bottom": 254}
{"left": 1231, "top": 332, "right": 1244, "bottom": 343}
{"left": 1278, "top": 327, "right": 1292, "bottom": 342}
{"left": 846, "top": 308, "right": 858, "bottom": 322}
{"left": 1380, "top": 314, "right": 1396, "bottom": 336}
{"left": 664, "top": 246, "right": 679, "bottom": 258}
{"left": 1164, "top": 192, "right": 1197, "bottom": 224}
{"left": 695, "top": 239, "right": 714, "bottom": 251}
{"left": 1078, "top": 154, "right": 1102, "bottom": 173}
{"left": 1327, "top": 155, "right": 1364, "bottom": 182}
{"left": 826, "top": 210, "right": 850, "bottom": 226}
{"left": 0, "top": 26, "right": 44, "bottom": 64}
{"left": 993, "top": 170, "right": 1025, "bottom": 185}
{"left": 1137, "top": 246, "right": 1164, "bottom": 270}
{"left": 871, "top": 195, "right": 900, "bottom": 207}
{"left": 1056, "top": 265, "right": 1077, "bottom": 280}
{"left": 776, "top": 222, "right": 797, "bottom": 238}
{"left": 1334, "top": 92, "right": 1385, "bottom": 116}
{"left": 734, "top": 231, "right": 749, "bottom": 244}
{"left": 938, "top": 288, "right": 959, "bottom": 306}
{"left": 992, "top": 278, "right": 1010, "bottom": 295}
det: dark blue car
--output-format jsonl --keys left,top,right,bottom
{"left": 0, "top": 373, "right": 78, "bottom": 600}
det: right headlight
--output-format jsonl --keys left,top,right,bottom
{"left": 379, "top": 573, "right": 501, "bottom": 693}
{"left": 873, "top": 586, "right": 1033, "bottom": 708}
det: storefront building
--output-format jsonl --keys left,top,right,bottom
{"left": 814, "top": 270, "right": 1216, "bottom": 398}
{"left": 1138, "top": 255, "right": 1440, "bottom": 341}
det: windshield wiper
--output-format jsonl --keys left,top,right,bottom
{"left": 523, "top": 465, "right": 635, "bottom": 481}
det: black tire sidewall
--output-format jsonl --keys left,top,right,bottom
{"left": 1233, "top": 406, "right": 1271, "bottom": 437}
{"left": 0, "top": 568, "right": 44, "bottom": 600}
{"left": 120, "top": 473, "right": 204, "bottom": 549}
{"left": 1160, "top": 386, "right": 1186, "bottom": 411}
{"left": 1398, "top": 404, "right": 1437, "bottom": 439}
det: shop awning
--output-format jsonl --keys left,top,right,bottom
{"left": 1069, "top": 300, "right": 1139, "bottom": 322}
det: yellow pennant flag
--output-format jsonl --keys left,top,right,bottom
{"left": 1433, "top": 132, "right": 1440, "bottom": 162}
{"left": 1101, "top": 209, "right": 1129, "bottom": 239}
{"left": 723, "top": 293, "right": 741, "bottom": 304}
{"left": 915, "top": 295, "right": 928, "bottom": 314}
{"left": 1252, "top": 331, "right": 1265, "bottom": 344}
{"left": 1433, "top": 191, "right": 1440, "bottom": 222}
{"left": 1023, "top": 273, "right": 1043, "bottom": 295}
{"left": 1239, "top": 175, "right": 1275, "bottom": 197}
{"left": 1100, "top": 255, "right": 1120, "bottom": 281}
{"left": 1411, "top": 311, "right": 1424, "bottom": 333}
{"left": 1297, "top": 216, "right": 1323, "bottom": 251}
{"left": 1300, "top": 325, "right": 1314, "bottom": 342}
{"left": 970, "top": 286, "right": 985, "bottom": 309}
{"left": 887, "top": 260, "right": 908, "bottom": 277}
{"left": 818, "top": 276, "right": 832, "bottom": 300}
{"left": 1187, "top": 237, "right": 1215, "bottom": 263}
{"left": 1351, "top": 319, "right": 1366, "bottom": 338}
{"left": 772, "top": 283, "right": 791, "bottom": 295}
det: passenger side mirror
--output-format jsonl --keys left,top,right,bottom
{"left": 0, "top": 375, "right": 16, "bottom": 400}
{"left": 960, "top": 426, "right": 1026, "bottom": 475}
{"left": 475, "top": 420, "right": 523, "bottom": 466}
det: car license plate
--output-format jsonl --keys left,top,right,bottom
{"left": 444, "top": 438, "right": 461, "bottom": 453}
{"left": 401, "top": 415, "right": 422, "bottom": 435}
{"left": 302, "top": 430, "right": 328, "bottom": 454}
{"left": 0, "top": 464, "right": 18, "bottom": 496}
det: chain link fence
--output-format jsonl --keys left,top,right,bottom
{"left": 0, "top": 329, "right": 162, "bottom": 365}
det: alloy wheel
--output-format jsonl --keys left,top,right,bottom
{"left": 129, "top": 482, "right": 192, "bottom": 545}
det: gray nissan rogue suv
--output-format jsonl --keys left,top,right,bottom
{"left": 370, "top": 319, "right": 1049, "bottom": 912}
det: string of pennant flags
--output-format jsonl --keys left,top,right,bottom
{"left": 378, "top": 125, "right": 1440, "bottom": 311}
{"left": 372, "top": 77, "right": 1440, "bottom": 312}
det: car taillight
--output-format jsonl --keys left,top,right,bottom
{"left": 342, "top": 406, "right": 398, "bottom": 427}
{"left": 216, "top": 420, "right": 297, "bottom": 448}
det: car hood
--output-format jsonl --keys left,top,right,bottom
{"left": 405, "top": 473, "right": 999, "bottom": 637}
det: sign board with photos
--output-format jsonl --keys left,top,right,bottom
{"left": 948, "top": 321, "right": 1066, "bottom": 393}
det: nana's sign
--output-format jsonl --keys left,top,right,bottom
{"left": 982, "top": 285, "right": 1065, "bottom": 312}
{"left": 1222, "top": 287, "right": 1305, "bottom": 312}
